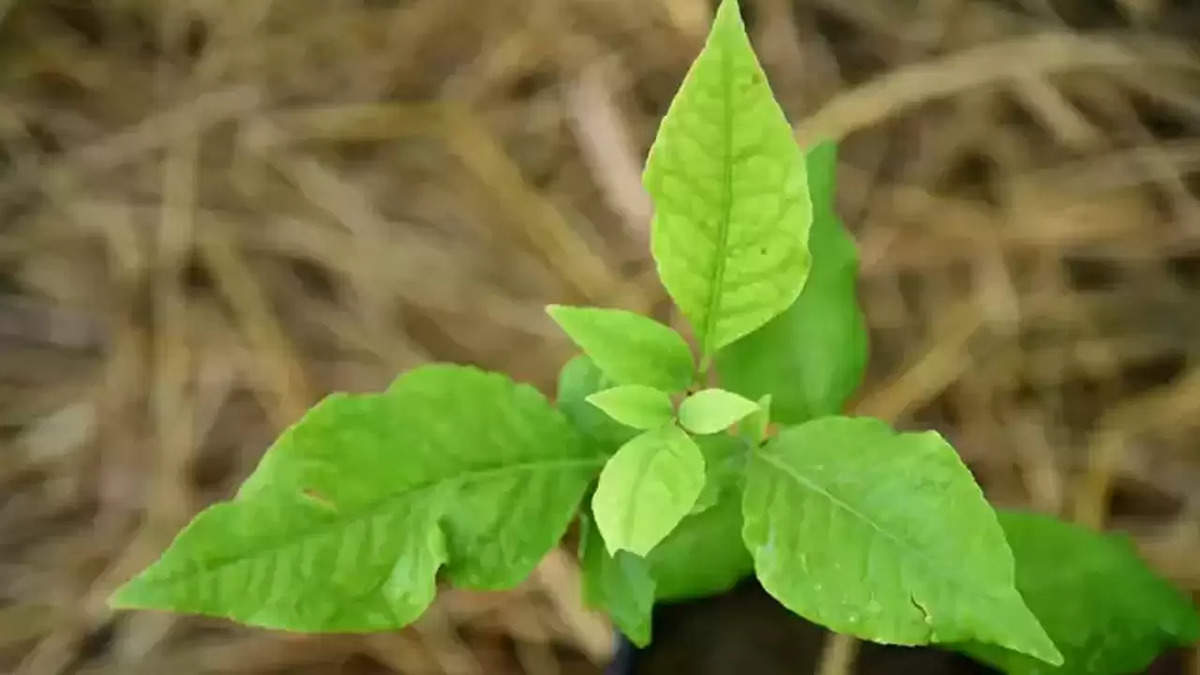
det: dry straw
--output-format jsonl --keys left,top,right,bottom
{"left": 1, "top": 0, "right": 1198, "bottom": 673}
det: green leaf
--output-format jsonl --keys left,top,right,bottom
{"left": 678, "top": 388, "right": 759, "bottom": 435}
{"left": 742, "top": 416, "right": 1062, "bottom": 665}
{"left": 958, "top": 510, "right": 1200, "bottom": 675}
{"left": 111, "top": 365, "right": 603, "bottom": 632}
{"left": 644, "top": 0, "right": 812, "bottom": 357}
{"left": 649, "top": 486, "right": 753, "bottom": 601}
{"left": 717, "top": 141, "right": 868, "bottom": 424}
{"left": 649, "top": 436, "right": 753, "bottom": 600}
{"left": 579, "top": 510, "right": 656, "bottom": 646}
{"left": 741, "top": 394, "right": 772, "bottom": 444}
{"left": 689, "top": 432, "right": 749, "bottom": 515}
{"left": 579, "top": 435, "right": 753, "bottom": 641}
{"left": 592, "top": 424, "right": 706, "bottom": 556}
{"left": 546, "top": 305, "right": 694, "bottom": 391}
{"left": 556, "top": 355, "right": 638, "bottom": 455}
{"left": 586, "top": 385, "right": 675, "bottom": 431}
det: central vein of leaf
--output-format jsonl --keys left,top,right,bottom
{"left": 702, "top": 33, "right": 736, "bottom": 359}
{"left": 622, "top": 441, "right": 659, "bottom": 546}
{"left": 144, "top": 457, "right": 607, "bottom": 585}
{"left": 755, "top": 451, "right": 1001, "bottom": 601}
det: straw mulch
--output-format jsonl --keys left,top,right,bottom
{"left": 1, "top": 0, "right": 1198, "bottom": 673}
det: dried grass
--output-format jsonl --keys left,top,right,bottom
{"left": 1, "top": 0, "right": 1198, "bottom": 673}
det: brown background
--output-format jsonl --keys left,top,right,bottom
{"left": 1, "top": 0, "right": 1198, "bottom": 673}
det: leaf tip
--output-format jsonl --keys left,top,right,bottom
{"left": 623, "top": 616, "right": 654, "bottom": 648}
{"left": 1013, "top": 606, "right": 1064, "bottom": 667}
{"left": 1040, "top": 642, "right": 1066, "bottom": 667}
{"left": 715, "top": 0, "right": 743, "bottom": 22}
{"left": 107, "top": 578, "right": 146, "bottom": 612}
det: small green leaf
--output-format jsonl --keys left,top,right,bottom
{"left": 678, "top": 388, "right": 759, "bottom": 435}
{"left": 958, "top": 510, "right": 1200, "bottom": 675}
{"left": 111, "top": 365, "right": 603, "bottom": 632}
{"left": 547, "top": 305, "right": 694, "bottom": 391}
{"left": 586, "top": 385, "right": 675, "bottom": 430}
{"left": 579, "top": 436, "right": 753, "bottom": 640}
{"left": 579, "top": 510, "right": 656, "bottom": 646}
{"left": 741, "top": 394, "right": 772, "bottom": 444}
{"left": 717, "top": 141, "right": 868, "bottom": 424}
{"left": 644, "top": 0, "right": 812, "bottom": 357}
{"left": 592, "top": 424, "right": 706, "bottom": 556}
{"left": 556, "top": 355, "right": 638, "bottom": 455}
{"left": 742, "top": 416, "right": 1062, "bottom": 665}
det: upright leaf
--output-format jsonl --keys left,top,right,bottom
{"left": 587, "top": 385, "right": 675, "bottom": 431}
{"left": 579, "top": 510, "right": 656, "bottom": 647}
{"left": 742, "top": 416, "right": 1062, "bottom": 665}
{"left": 112, "top": 366, "right": 603, "bottom": 632}
{"left": 556, "top": 355, "right": 638, "bottom": 455}
{"left": 717, "top": 141, "right": 868, "bottom": 424}
{"left": 547, "top": 305, "right": 694, "bottom": 391}
{"left": 592, "top": 424, "right": 706, "bottom": 556}
{"left": 644, "top": 0, "right": 812, "bottom": 356}
{"left": 958, "top": 510, "right": 1200, "bottom": 675}
{"left": 678, "top": 388, "right": 760, "bottom": 435}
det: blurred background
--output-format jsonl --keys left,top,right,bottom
{"left": 1, "top": 0, "right": 1199, "bottom": 673}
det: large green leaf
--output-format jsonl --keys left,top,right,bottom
{"left": 742, "top": 416, "right": 1062, "bottom": 665}
{"left": 587, "top": 385, "right": 675, "bottom": 431}
{"left": 556, "top": 355, "right": 638, "bottom": 455}
{"left": 717, "top": 141, "right": 867, "bottom": 424}
{"left": 546, "top": 305, "right": 694, "bottom": 391}
{"left": 958, "top": 510, "right": 1200, "bottom": 674}
{"left": 592, "top": 424, "right": 706, "bottom": 556}
{"left": 111, "top": 365, "right": 604, "bottom": 632}
{"left": 578, "top": 510, "right": 656, "bottom": 647}
{"left": 643, "top": 0, "right": 812, "bottom": 357}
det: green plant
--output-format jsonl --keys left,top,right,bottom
{"left": 112, "top": 1, "right": 1198, "bottom": 672}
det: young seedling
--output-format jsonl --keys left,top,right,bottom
{"left": 112, "top": 1, "right": 1198, "bottom": 672}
